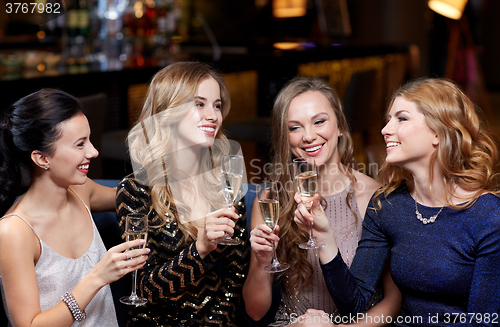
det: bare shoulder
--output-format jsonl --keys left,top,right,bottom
{"left": 353, "top": 170, "right": 381, "bottom": 197}
{"left": 72, "top": 178, "right": 116, "bottom": 212}
{"left": 0, "top": 214, "right": 39, "bottom": 261}
{"left": 352, "top": 171, "right": 381, "bottom": 216}
{"left": 0, "top": 213, "right": 41, "bottom": 326}
{"left": 70, "top": 180, "right": 92, "bottom": 202}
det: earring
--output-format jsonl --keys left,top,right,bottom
{"left": 44, "top": 166, "right": 49, "bottom": 170}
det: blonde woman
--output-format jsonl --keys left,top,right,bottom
{"left": 295, "top": 78, "right": 500, "bottom": 326}
{"left": 116, "top": 61, "right": 250, "bottom": 326}
{"left": 243, "top": 77, "right": 401, "bottom": 326}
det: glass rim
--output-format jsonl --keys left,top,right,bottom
{"left": 292, "top": 157, "right": 317, "bottom": 170}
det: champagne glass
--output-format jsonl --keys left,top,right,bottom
{"left": 293, "top": 158, "right": 325, "bottom": 250}
{"left": 215, "top": 154, "right": 243, "bottom": 245}
{"left": 257, "top": 182, "right": 290, "bottom": 273}
{"left": 120, "top": 213, "right": 148, "bottom": 305}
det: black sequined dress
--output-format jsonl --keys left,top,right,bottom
{"left": 116, "top": 170, "right": 250, "bottom": 327}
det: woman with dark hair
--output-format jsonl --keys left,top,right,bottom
{"left": 295, "top": 78, "right": 500, "bottom": 326}
{"left": 116, "top": 61, "right": 250, "bottom": 326}
{"left": 0, "top": 89, "right": 149, "bottom": 327}
{"left": 243, "top": 76, "right": 401, "bottom": 326}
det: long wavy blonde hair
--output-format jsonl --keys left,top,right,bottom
{"left": 127, "top": 62, "right": 231, "bottom": 243}
{"left": 271, "top": 77, "right": 356, "bottom": 295}
{"left": 374, "top": 78, "right": 499, "bottom": 209}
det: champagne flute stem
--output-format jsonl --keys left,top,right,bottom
{"left": 225, "top": 202, "right": 231, "bottom": 237}
{"left": 131, "top": 270, "right": 138, "bottom": 298}
{"left": 271, "top": 240, "right": 278, "bottom": 266}
{"left": 306, "top": 206, "right": 315, "bottom": 242}
{"left": 228, "top": 202, "right": 233, "bottom": 234}
{"left": 308, "top": 223, "right": 314, "bottom": 241}
{"left": 223, "top": 201, "right": 234, "bottom": 240}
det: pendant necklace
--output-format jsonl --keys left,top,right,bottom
{"left": 414, "top": 191, "right": 444, "bottom": 225}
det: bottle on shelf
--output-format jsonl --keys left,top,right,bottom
{"left": 67, "top": 0, "right": 80, "bottom": 38}
{"left": 78, "top": 0, "right": 90, "bottom": 37}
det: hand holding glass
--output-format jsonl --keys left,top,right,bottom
{"left": 293, "top": 158, "right": 325, "bottom": 250}
{"left": 216, "top": 155, "right": 243, "bottom": 245}
{"left": 257, "top": 182, "right": 289, "bottom": 273}
{"left": 120, "top": 213, "right": 148, "bottom": 305}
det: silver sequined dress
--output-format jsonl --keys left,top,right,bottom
{"left": 0, "top": 188, "right": 119, "bottom": 327}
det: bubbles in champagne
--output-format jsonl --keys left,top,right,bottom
{"left": 296, "top": 171, "right": 318, "bottom": 204}
{"left": 223, "top": 172, "right": 243, "bottom": 204}
{"left": 259, "top": 199, "right": 279, "bottom": 228}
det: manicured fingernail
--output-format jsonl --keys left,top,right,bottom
{"left": 140, "top": 239, "right": 146, "bottom": 243}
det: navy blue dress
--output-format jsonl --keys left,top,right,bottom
{"left": 321, "top": 182, "right": 500, "bottom": 326}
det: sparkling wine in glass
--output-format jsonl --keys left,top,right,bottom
{"left": 258, "top": 182, "right": 289, "bottom": 273}
{"left": 216, "top": 154, "right": 243, "bottom": 245}
{"left": 120, "top": 213, "right": 148, "bottom": 306}
{"left": 293, "top": 158, "right": 325, "bottom": 250}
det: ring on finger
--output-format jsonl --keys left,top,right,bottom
{"left": 125, "top": 252, "right": 129, "bottom": 260}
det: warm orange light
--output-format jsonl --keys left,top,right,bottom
{"left": 273, "top": 0, "right": 306, "bottom": 18}
{"left": 273, "top": 42, "right": 301, "bottom": 50}
{"left": 171, "top": 35, "right": 183, "bottom": 43}
{"left": 137, "top": 56, "right": 145, "bottom": 67}
{"left": 428, "top": 0, "right": 468, "bottom": 20}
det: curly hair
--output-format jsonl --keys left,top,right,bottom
{"left": 127, "top": 62, "right": 231, "bottom": 243}
{"left": 374, "top": 77, "right": 500, "bottom": 209}
{"left": 270, "top": 76, "right": 357, "bottom": 296}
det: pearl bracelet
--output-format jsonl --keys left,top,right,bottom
{"left": 62, "top": 292, "right": 86, "bottom": 322}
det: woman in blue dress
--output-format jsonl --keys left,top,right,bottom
{"left": 294, "top": 78, "right": 500, "bottom": 326}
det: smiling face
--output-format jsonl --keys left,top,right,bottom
{"left": 177, "top": 76, "right": 223, "bottom": 150}
{"left": 287, "top": 91, "right": 341, "bottom": 167}
{"left": 381, "top": 96, "right": 439, "bottom": 172}
{"left": 46, "top": 113, "right": 98, "bottom": 185}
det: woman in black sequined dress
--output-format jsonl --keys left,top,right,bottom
{"left": 116, "top": 62, "right": 250, "bottom": 326}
